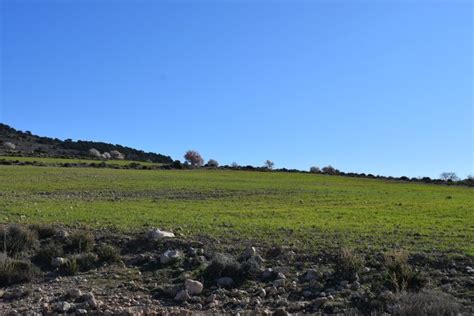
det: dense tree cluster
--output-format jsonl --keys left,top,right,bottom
{"left": 0, "top": 123, "right": 173, "bottom": 164}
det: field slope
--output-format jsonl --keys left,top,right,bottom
{"left": 0, "top": 164, "right": 472, "bottom": 254}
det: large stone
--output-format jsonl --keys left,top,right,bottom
{"left": 174, "top": 290, "right": 191, "bottom": 302}
{"left": 67, "top": 288, "right": 82, "bottom": 299}
{"left": 185, "top": 279, "right": 203, "bottom": 295}
{"left": 55, "top": 301, "right": 71, "bottom": 312}
{"left": 160, "top": 250, "right": 182, "bottom": 265}
{"left": 261, "top": 268, "right": 275, "bottom": 280}
{"left": 148, "top": 228, "right": 175, "bottom": 240}
{"left": 216, "top": 277, "right": 234, "bottom": 287}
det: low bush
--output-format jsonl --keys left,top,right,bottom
{"left": 95, "top": 244, "right": 120, "bottom": 263}
{"left": 75, "top": 252, "right": 98, "bottom": 271}
{"left": 0, "top": 256, "right": 40, "bottom": 286}
{"left": 203, "top": 253, "right": 241, "bottom": 281}
{"left": 30, "top": 224, "right": 58, "bottom": 239}
{"left": 384, "top": 250, "right": 426, "bottom": 292}
{"left": 334, "top": 248, "right": 364, "bottom": 281}
{"left": 0, "top": 225, "right": 38, "bottom": 256}
{"left": 393, "top": 290, "right": 461, "bottom": 316}
{"left": 32, "top": 241, "right": 64, "bottom": 269}
{"left": 66, "top": 231, "right": 95, "bottom": 253}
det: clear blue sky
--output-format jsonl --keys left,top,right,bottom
{"left": 1, "top": 0, "right": 472, "bottom": 178}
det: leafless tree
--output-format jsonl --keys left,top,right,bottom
{"left": 88, "top": 148, "right": 101, "bottom": 158}
{"left": 439, "top": 172, "right": 459, "bottom": 181}
{"left": 4, "top": 142, "right": 16, "bottom": 150}
{"left": 184, "top": 150, "right": 204, "bottom": 167}
{"left": 264, "top": 160, "right": 274, "bottom": 170}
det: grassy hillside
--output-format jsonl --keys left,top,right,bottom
{"left": 0, "top": 164, "right": 472, "bottom": 254}
{"left": 0, "top": 123, "right": 173, "bottom": 163}
{"left": 0, "top": 155, "right": 165, "bottom": 167}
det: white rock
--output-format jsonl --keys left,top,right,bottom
{"left": 160, "top": 250, "right": 182, "bottom": 264}
{"left": 67, "top": 288, "right": 82, "bottom": 299}
{"left": 185, "top": 279, "right": 203, "bottom": 295}
{"left": 55, "top": 301, "right": 71, "bottom": 312}
{"left": 256, "top": 288, "right": 266, "bottom": 298}
{"left": 148, "top": 228, "right": 175, "bottom": 240}
{"left": 51, "top": 257, "right": 68, "bottom": 267}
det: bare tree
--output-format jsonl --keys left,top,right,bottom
{"left": 231, "top": 162, "right": 239, "bottom": 169}
{"left": 439, "top": 172, "right": 459, "bottom": 181}
{"left": 184, "top": 150, "right": 204, "bottom": 167}
{"left": 264, "top": 160, "right": 274, "bottom": 170}
{"left": 4, "top": 142, "right": 16, "bottom": 150}
{"left": 207, "top": 159, "right": 219, "bottom": 168}
{"left": 309, "top": 166, "right": 320, "bottom": 173}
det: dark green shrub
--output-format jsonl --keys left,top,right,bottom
{"left": 95, "top": 244, "right": 120, "bottom": 263}
{"left": 32, "top": 241, "right": 64, "bottom": 269}
{"left": 0, "top": 225, "right": 38, "bottom": 256}
{"left": 204, "top": 253, "right": 241, "bottom": 281}
{"left": 0, "top": 257, "right": 40, "bottom": 286}
{"left": 75, "top": 252, "right": 98, "bottom": 271}
{"left": 30, "top": 224, "right": 58, "bottom": 239}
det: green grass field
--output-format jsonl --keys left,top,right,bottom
{"left": 0, "top": 163, "right": 472, "bottom": 254}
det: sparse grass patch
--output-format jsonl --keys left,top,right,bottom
{"left": 384, "top": 250, "right": 426, "bottom": 292}
{"left": 334, "top": 247, "right": 364, "bottom": 281}
{"left": 394, "top": 290, "right": 461, "bottom": 316}
{"left": 0, "top": 255, "right": 40, "bottom": 286}
{"left": 74, "top": 252, "right": 98, "bottom": 271}
{"left": 66, "top": 231, "right": 95, "bottom": 253}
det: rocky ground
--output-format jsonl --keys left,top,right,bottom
{"left": 0, "top": 225, "right": 473, "bottom": 315}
